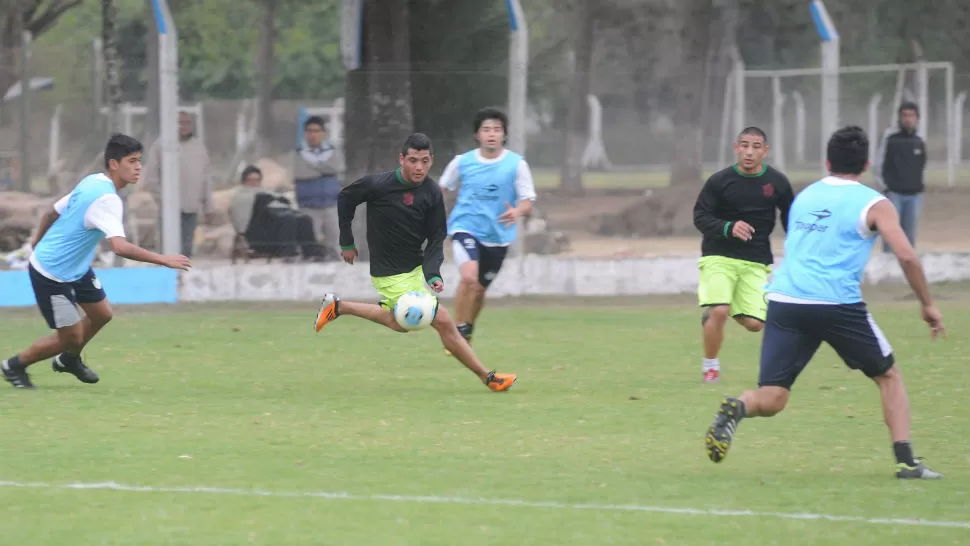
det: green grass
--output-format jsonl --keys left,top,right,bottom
{"left": 1, "top": 294, "right": 968, "bottom": 545}
{"left": 532, "top": 166, "right": 970, "bottom": 190}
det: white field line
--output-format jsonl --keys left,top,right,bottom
{"left": 1, "top": 480, "right": 967, "bottom": 530}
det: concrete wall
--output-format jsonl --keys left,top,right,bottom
{"left": 4, "top": 253, "right": 968, "bottom": 307}
{"left": 178, "top": 253, "right": 970, "bottom": 303}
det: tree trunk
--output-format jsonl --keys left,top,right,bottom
{"left": 0, "top": 7, "right": 23, "bottom": 125}
{"left": 254, "top": 0, "right": 278, "bottom": 158}
{"left": 102, "top": 0, "right": 122, "bottom": 133}
{"left": 343, "top": 0, "right": 413, "bottom": 261}
{"left": 668, "top": 0, "right": 713, "bottom": 186}
{"left": 559, "top": 0, "right": 593, "bottom": 194}
{"left": 701, "top": 0, "right": 739, "bottom": 156}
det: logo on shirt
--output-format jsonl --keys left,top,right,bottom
{"left": 762, "top": 184, "right": 774, "bottom": 197}
{"left": 402, "top": 192, "right": 414, "bottom": 206}
{"left": 794, "top": 209, "right": 832, "bottom": 233}
{"left": 809, "top": 209, "right": 832, "bottom": 221}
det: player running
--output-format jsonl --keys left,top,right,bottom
{"left": 704, "top": 126, "right": 945, "bottom": 479}
{"left": 313, "top": 133, "right": 517, "bottom": 392}
{"left": 2, "top": 133, "right": 192, "bottom": 389}
{"left": 438, "top": 108, "right": 536, "bottom": 353}
{"left": 693, "top": 127, "right": 794, "bottom": 383}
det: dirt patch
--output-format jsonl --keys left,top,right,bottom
{"left": 539, "top": 184, "right": 970, "bottom": 257}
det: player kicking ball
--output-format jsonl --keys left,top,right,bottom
{"left": 438, "top": 108, "right": 536, "bottom": 353}
{"left": 705, "top": 126, "right": 944, "bottom": 479}
{"left": 693, "top": 127, "right": 794, "bottom": 383}
{"left": 313, "top": 133, "right": 517, "bottom": 392}
{"left": 2, "top": 133, "right": 192, "bottom": 389}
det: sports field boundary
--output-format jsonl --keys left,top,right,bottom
{"left": 1, "top": 479, "right": 967, "bottom": 530}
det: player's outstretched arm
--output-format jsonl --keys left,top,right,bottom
{"left": 107, "top": 237, "right": 191, "bottom": 270}
{"left": 869, "top": 199, "right": 945, "bottom": 339}
{"left": 336, "top": 176, "right": 373, "bottom": 259}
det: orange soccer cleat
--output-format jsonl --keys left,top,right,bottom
{"left": 314, "top": 293, "right": 340, "bottom": 332}
{"left": 486, "top": 371, "right": 517, "bottom": 392}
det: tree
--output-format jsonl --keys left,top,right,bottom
{"left": 343, "top": 0, "right": 414, "bottom": 260}
{"left": 102, "top": 0, "right": 122, "bottom": 133}
{"left": 0, "top": 0, "right": 83, "bottom": 122}
{"left": 253, "top": 0, "right": 278, "bottom": 157}
{"left": 559, "top": 0, "right": 594, "bottom": 194}
{"left": 667, "top": 0, "right": 714, "bottom": 186}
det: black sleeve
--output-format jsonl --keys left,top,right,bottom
{"left": 693, "top": 174, "right": 731, "bottom": 239}
{"left": 776, "top": 176, "right": 795, "bottom": 233}
{"left": 337, "top": 175, "right": 372, "bottom": 249}
{"left": 422, "top": 190, "right": 447, "bottom": 283}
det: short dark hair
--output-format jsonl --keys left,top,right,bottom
{"left": 473, "top": 107, "right": 508, "bottom": 134}
{"left": 401, "top": 133, "right": 434, "bottom": 156}
{"left": 104, "top": 133, "right": 142, "bottom": 169}
{"left": 898, "top": 101, "right": 919, "bottom": 117}
{"left": 826, "top": 125, "right": 869, "bottom": 175}
{"left": 241, "top": 165, "right": 262, "bottom": 183}
{"left": 304, "top": 116, "right": 326, "bottom": 130}
{"left": 738, "top": 126, "right": 767, "bottom": 143}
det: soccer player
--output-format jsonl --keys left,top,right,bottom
{"left": 438, "top": 108, "right": 536, "bottom": 351}
{"left": 704, "top": 126, "right": 945, "bottom": 479}
{"left": 693, "top": 127, "right": 794, "bottom": 384}
{"left": 313, "top": 133, "right": 517, "bottom": 392}
{"left": 2, "top": 134, "right": 192, "bottom": 390}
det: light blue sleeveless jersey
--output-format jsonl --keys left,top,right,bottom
{"left": 767, "top": 177, "right": 886, "bottom": 304}
{"left": 447, "top": 150, "right": 522, "bottom": 245}
{"left": 33, "top": 174, "right": 118, "bottom": 282}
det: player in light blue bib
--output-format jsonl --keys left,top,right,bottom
{"left": 439, "top": 108, "right": 536, "bottom": 352}
{"left": 2, "top": 134, "right": 192, "bottom": 390}
{"left": 704, "top": 126, "right": 945, "bottom": 479}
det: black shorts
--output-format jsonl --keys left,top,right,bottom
{"left": 29, "top": 264, "right": 106, "bottom": 329}
{"left": 450, "top": 232, "right": 509, "bottom": 288}
{"left": 759, "top": 300, "right": 895, "bottom": 390}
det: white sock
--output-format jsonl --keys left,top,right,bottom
{"left": 703, "top": 358, "right": 720, "bottom": 372}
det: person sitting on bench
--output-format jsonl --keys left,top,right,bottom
{"left": 229, "top": 166, "right": 324, "bottom": 261}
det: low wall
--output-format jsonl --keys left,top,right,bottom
{"left": 0, "top": 267, "right": 179, "bottom": 307}
{"left": 3, "top": 253, "right": 969, "bottom": 307}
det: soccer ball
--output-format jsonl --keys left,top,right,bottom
{"left": 393, "top": 291, "right": 438, "bottom": 331}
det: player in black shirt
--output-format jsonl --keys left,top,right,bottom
{"left": 313, "top": 133, "right": 517, "bottom": 392}
{"left": 693, "top": 127, "right": 794, "bottom": 384}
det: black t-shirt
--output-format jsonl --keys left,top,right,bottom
{"left": 337, "top": 169, "right": 446, "bottom": 282}
{"left": 692, "top": 164, "right": 794, "bottom": 265}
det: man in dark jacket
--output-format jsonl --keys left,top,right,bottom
{"left": 874, "top": 101, "right": 927, "bottom": 251}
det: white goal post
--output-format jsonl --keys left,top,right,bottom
{"left": 722, "top": 61, "right": 956, "bottom": 187}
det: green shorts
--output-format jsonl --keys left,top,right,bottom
{"left": 697, "top": 255, "right": 771, "bottom": 322}
{"left": 372, "top": 266, "right": 436, "bottom": 310}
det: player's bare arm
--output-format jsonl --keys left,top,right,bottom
{"left": 106, "top": 237, "right": 191, "bottom": 270}
{"left": 869, "top": 199, "right": 945, "bottom": 339}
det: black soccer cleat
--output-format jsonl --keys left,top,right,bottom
{"left": 52, "top": 354, "right": 100, "bottom": 384}
{"left": 2, "top": 359, "right": 35, "bottom": 389}
{"left": 706, "top": 397, "right": 744, "bottom": 463}
{"left": 896, "top": 459, "right": 943, "bottom": 479}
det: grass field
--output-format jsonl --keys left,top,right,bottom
{"left": 1, "top": 291, "right": 968, "bottom": 545}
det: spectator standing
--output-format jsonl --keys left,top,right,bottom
{"left": 292, "top": 116, "right": 344, "bottom": 261}
{"left": 144, "top": 111, "right": 214, "bottom": 257}
{"left": 874, "top": 101, "right": 927, "bottom": 252}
